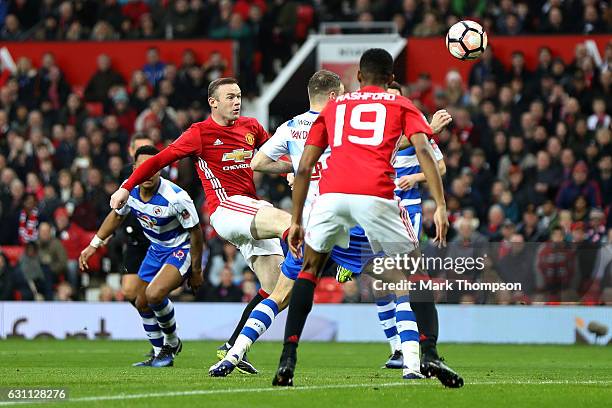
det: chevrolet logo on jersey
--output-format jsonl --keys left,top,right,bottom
{"left": 222, "top": 149, "right": 253, "bottom": 162}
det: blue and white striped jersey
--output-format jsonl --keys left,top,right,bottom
{"left": 393, "top": 140, "right": 443, "bottom": 208}
{"left": 260, "top": 110, "right": 331, "bottom": 210}
{"left": 115, "top": 177, "right": 199, "bottom": 248}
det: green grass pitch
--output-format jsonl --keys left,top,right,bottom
{"left": 0, "top": 339, "right": 610, "bottom": 407}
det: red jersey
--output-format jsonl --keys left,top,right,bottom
{"left": 122, "top": 116, "right": 269, "bottom": 214}
{"left": 306, "top": 86, "right": 432, "bottom": 199}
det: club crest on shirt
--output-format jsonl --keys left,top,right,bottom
{"left": 245, "top": 132, "right": 255, "bottom": 146}
{"left": 173, "top": 249, "right": 185, "bottom": 261}
{"left": 137, "top": 213, "right": 157, "bottom": 229}
{"left": 153, "top": 206, "right": 162, "bottom": 216}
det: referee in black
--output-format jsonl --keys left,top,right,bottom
{"left": 119, "top": 134, "right": 154, "bottom": 354}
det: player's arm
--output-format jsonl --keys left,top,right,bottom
{"left": 396, "top": 159, "right": 446, "bottom": 190}
{"left": 79, "top": 210, "right": 127, "bottom": 271}
{"left": 174, "top": 193, "right": 204, "bottom": 291}
{"left": 251, "top": 124, "right": 294, "bottom": 174}
{"left": 110, "top": 127, "right": 201, "bottom": 209}
{"left": 397, "top": 109, "right": 452, "bottom": 150}
{"left": 187, "top": 225, "right": 204, "bottom": 292}
{"left": 251, "top": 151, "right": 294, "bottom": 174}
{"left": 411, "top": 133, "right": 448, "bottom": 247}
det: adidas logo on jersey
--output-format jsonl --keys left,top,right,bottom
{"left": 214, "top": 139, "right": 223, "bottom": 146}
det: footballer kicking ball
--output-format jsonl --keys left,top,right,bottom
{"left": 445, "top": 20, "right": 488, "bottom": 60}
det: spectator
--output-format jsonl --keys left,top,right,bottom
{"left": 496, "top": 233, "right": 535, "bottom": 296}
{"left": 37, "top": 221, "right": 68, "bottom": 285}
{"left": 138, "top": 12, "right": 159, "bottom": 39}
{"left": 412, "top": 11, "right": 444, "bottom": 37}
{"left": 468, "top": 148, "right": 494, "bottom": 200}
{"left": 142, "top": 47, "right": 166, "bottom": 88}
{"left": 595, "top": 154, "right": 611, "bottom": 207}
{"left": 1, "top": 14, "right": 23, "bottom": 40}
{"left": 517, "top": 206, "right": 547, "bottom": 242}
{"left": 498, "top": 135, "right": 537, "bottom": 184}
{"left": 18, "top": 193, "right": 39, "bottom": 245}
{"left": 109, "top": 89, "right": 137, "bottom": 135}
{"left": 556, "top": 161, "right": 602, "bottom": 209}
{"left": 207, "top": 241, "right": 247, "bottom": 286}
{"left": 580, "top": 4, "right": 605, "bottom": 34}
{"left": 485, "top": 204, "right": 505, "bottom": 242}
{"left": 203, "top": 51, "right": 228, "bottom": 83}
{"left": 541, "top": 6, "right": 566, "bottom": 34}
{"left": 38, "top": 183, "right": 61, "bottom": 221}
{"left": 535, "top": 226, "right": 577, "bottom": 302}
{"left": 39, "top": 66, "right": 70, "bottom": 111}
{"left": 207, "top": 266, "right": 243, "bottom": 302}
{"left": 53, "top": 206, "right": 91, "bottom": 289}
{"left": 84, "top": 54, "right": 125, "bottom": 102}
{"left": 162, "top": 0, "right": 198, "bottom": 39}
{"left": 55, "top": 281, "right": 74, "bottom": 301}
{"left": 342, "top": 279, "right": 361, "bottom": 303}
{"left": 468, "top": 47, "right": 505, "bottom": 87}
{"left": 99, "top": 284, "right": 116, "bottom": 301}
{"left": 587, "top": 98, "right": 611, "bottom": 131}
{"left": 590, "top": 215, "right": 608, "bottom": 252}
{"left": 0, "top": 252, "right": 12, "bottom": 300}
{"left": 18, "top": 242, "right": 49, "bottom": 299}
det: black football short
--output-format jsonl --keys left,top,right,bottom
{"left": 121, "top": 244, "right": 150, "bottom": 275}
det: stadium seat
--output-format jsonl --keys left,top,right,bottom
{"left": 313, "top": 277, "right": 344, "bottom": 303}
{"left": 295, "top": 5, "right": 315, "bottom": 42}
{"left": 0, "top": 246, "right": 25, "bottom": 266}
{"left": 85, "top": 102, "right": 104, "bottom": 117}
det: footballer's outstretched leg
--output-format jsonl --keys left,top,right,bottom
{"left": 216, "top": 288, "right": 270, "bottom": 374}
{"left": 210, "top": 271, "right": 294, "bottom": 377}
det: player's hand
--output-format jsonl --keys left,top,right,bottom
{"left": 287, "top": 173, "right": 295, "bottom": 190}
{"left": 188, "top": 267, "right": 204, "bottom": 293}
{"left": 110, "top": 187, "right": 129, "bottom": 210}
{"left": 397, "top": 174, "right": 419, "bottom": 190}
{"left": 288, "top": 222, "right": 304, "bottom": 259}
{"left": 432, "top": 206, "right": 449, "bottom": 248}
{"left": 79, "top": 246, "right": 96, "bottom": 271}
{"left": 429, "top": 109, "right": 452, "bottom": 134}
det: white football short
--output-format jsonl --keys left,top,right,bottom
{"left": 304, "top": 193, "right": 419, "bottom": 255}
{"left": 210, "top": 195, "right": 284, "bottom": 269}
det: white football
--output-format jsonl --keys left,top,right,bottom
{"left": 445, "top": 20, "right": 488, "bottom": 60}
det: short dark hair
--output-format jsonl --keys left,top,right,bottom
{"left": 307, "top": 70, "right": 342, "bottom": 100}
{"left": 387, "top": 81, "right": 403, "bottom": 95}
{"left": 208, "top": 77, "right": 239, "bottom": 98}
{"left": 134, "top": 145, "right": 160, "bottom": 161}
{"left": 130, "top": 133, "right": 153, "bottom": 149}
{"left": 359, "top": 48, "right": 394, "bottom": 84}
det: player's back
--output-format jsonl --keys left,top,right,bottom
{"left": 307, "top": 85, "right": 432, "bottom": 199}
{"left": 265, "top": 110, "right": 331, "bottom": 207}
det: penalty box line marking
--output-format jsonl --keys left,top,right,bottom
{"left": 0, "top": 380, "right": 611, "bottom": 405}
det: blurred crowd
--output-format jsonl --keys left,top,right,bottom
{"left": 0, "top": 0, "right": 611, "bottom": 304}
{"left": 1, "top": 1, "right": 611, "bottom": 92}
{"left": 395, "top": 39, "right": 612, "bottom": 305}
